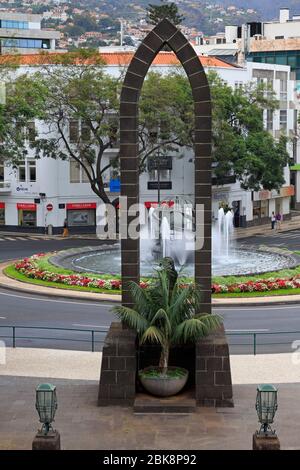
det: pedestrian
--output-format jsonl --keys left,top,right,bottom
{"left": 63, "top": 218, "right": 69, "bottom": 237}
{"left": 276, "top": 212, "right": 282, "bottom": 230}
{"left": 271, "top": 211, "right": 276, "bottom": 230}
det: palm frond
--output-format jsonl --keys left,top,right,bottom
{"left": 128, "top": 281, "right": 154, "bottom": 316}
{"left": 140, "top": 325, "right": 165, "bottom": 346}
{"left": 113, "top": 305, "right": 149, "bottom": 334}
{"left": 151, "top": 308, "right": 172, "bottom": 337}
{"left": 172, "top": 314, "right": 222, "bottom": 344}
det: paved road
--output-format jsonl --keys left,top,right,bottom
{"left": 0, "top": 288, "right": 299, "bottom": 353}
{"left": 242, "top": 228, "right": 300, "bottom": 251}
{"left": 0, "top": 233, "right": 299, "bottom": 353}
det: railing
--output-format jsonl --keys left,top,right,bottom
{"left": 227, "top": 330, "right": 300, "bottom": 355}
{"left": 0, "top": 325, "right": 299, "bottom": 355}
{"left": 0, "top": 325, "right": 109, "bottom": 352}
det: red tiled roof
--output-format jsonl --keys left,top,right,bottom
{"left": 0, "top": 51, "right": 235, "bottom": 68}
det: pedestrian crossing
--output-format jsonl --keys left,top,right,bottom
{"left": 0, "top": 235, "right": 57, "bottom": 242}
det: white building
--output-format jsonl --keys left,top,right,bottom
{"left": 0, "top": 52, "right": 297, "bottom": 233}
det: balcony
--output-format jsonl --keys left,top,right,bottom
{"left": 0, "top": 181, "right": 11, "bottom": 193}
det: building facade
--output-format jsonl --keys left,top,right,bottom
{"left": 0, "top": 12, "right": 59, "bottom": 55}
{"left": 0, "top": 52, "right": 297, "bottom": 232}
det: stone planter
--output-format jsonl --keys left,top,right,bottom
{"left": 138, "top": 366, "right": 189, "bottom": 397}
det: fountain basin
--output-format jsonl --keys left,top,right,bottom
{"left": 50, "top": 244, "right": 300, "bottom": 278}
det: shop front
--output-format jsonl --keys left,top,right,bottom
{"left": 17, "top": 203, "right": 37, "bottom": 227}
{"left": 66, "top": 203, "right": 96, "bottom": 228}
{"left": 0, "top": 203, "right": 5, "bottom": 225}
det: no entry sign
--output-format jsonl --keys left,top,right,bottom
{"left": 46, "top": 203, "right": 53, "bottom": 212}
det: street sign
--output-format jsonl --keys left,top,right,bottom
{"left": 46, "top": 203, "right": 53, "bottom": 212}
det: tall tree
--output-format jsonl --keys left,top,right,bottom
{"left": 1, "top": 55, "right": 290, "bottom": 202}
{"left": 147, "top": 1, "right": 185, "bottom": 26}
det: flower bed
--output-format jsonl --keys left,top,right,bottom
{"left": 212, "top": 277, "right": 300, "bottom": 294}
{"left": 14, "top": 254, "right": 138, "bottom": 291}
{"left": 13, "top": 254, "right": 300, "bottom": 295}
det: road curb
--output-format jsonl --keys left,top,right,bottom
{"left": 1, "top": 261, "right": 300, "bottom": 306}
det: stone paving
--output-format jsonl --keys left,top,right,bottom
{"left": 1, "top": 348, "right": 300, "bottom": 450}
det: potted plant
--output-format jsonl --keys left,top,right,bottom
{"left": 113, "top": 258, "right": 222, "bottom": 397}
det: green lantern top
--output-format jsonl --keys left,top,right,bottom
{"left": 36, "top": 383, "right": 56, "bottom": 392}
{"left": 257, "top": 384, "right": 278, "bottom": 393}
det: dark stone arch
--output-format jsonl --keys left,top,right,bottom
{"left": 98, "top": 20, "right": 233, "bottom": 409}
{"left": 120, "top": 18, "right": 212, "bottom": 312}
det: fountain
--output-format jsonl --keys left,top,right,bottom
{"left": 52, "top": 199, "right": 300, "bottom": 277}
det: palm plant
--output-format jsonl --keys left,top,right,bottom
{"left": 113, "top": 263, "right": 222, "bottom": 375}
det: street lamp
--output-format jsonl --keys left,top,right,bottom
{"left": 35, "top": 383, "right": 58, "bottom": 435}
{"left": 255, "top": 384, "right": 278, "bottom": 436}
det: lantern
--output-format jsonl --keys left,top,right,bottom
{"left": 35, "top": 383, "right": 57, "bottom": 435}
{"left": 255, "top": 384, "right": 278, "bottom": 435}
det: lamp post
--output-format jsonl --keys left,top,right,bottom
{"left": 253, "top": 384, "right": 280, "bottom": 450}
{"left": 32, "top": 383, "right": 61, "bottom": 450}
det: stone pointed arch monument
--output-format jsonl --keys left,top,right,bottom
{"left": 120, "top": 18, "right": 212, "bottom": 313}
{"left": 98, "top": 19, "right": 233, "bottom": 408}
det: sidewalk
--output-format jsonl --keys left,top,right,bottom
{"left": 1, "top": 348, "right": 300, "bottom": 450}
{"left": 234, "top": 215, "right": 300, "bottom": 240}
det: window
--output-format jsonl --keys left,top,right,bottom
{"left": 69, "top": 158, "right": 91, "bottom": 183}
{"left": 70, "top": 160, "right": 80, "bottom": 183}
{"left": 29, "top": 161, "right": 36, "bottom": 182}
{"left": 280, "top": 110, "right": 287, "bottom": 130}
{"left": 17, "top": 160, "right": 36, "bottom": 182}
{"left": 1, "top": 38, "right": 45, "bottom": 49}
{"left": 266, "top": 110, "right": 273, "bottom": 131}
{"left": 0, "top": 164, "right": 3, "bottom": 181}
{"left": 18, "top": 162, "right": 26, "bottom": 182}
{"left": 280, "top": 79, "right": 287, "bottom": 101}
{"left": 1, "top": 20, "right": 29, "bottom": 29}
{"left": 26, "top": 122, "right": 36, "bottom": 143}
{"left": 69, "top": 120, "right": 79, "bottom": 143}
{"left": 81, "top": 122, "right": 91, "bottom": 142}
{"left": 253, "top": 200, "right": 269, "bottom": 219}
{"left": 69, "top": 120, "right": 91, "bottom": 143}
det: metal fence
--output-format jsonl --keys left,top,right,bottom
{"left": 227, "top": 330, "right": 300, "bottom": 355}
{"left": 0, "top": 325, "right": 299, "bottom": 354}
{"left": 0, "top": 325, "right": 109, "bottom": 352}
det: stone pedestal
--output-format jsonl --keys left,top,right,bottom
{"left": 196, "top": 325, "right": 233, "bottom": 407}
{"left": 32, "top": 430, "right": 61, "bottom": 450}
{"left": 253, "top": 433, "right": 280, "bottom": 450}
{"left": 98, "top": 322, "right": 137, "bottom": 406}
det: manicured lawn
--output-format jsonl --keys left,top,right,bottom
{"left": 4, "top": 265, "right": 121, "bottom": 295}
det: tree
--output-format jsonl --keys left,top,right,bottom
{"left": 1, "top": 58, "right": 195, "bottom": 204}
{"left": 208, "top": 71, "right": 289, "bottom": 191}
{"left": 147, "top": 1, "right": 185, "bottom": 26}
{"left": 1, "top": 55, "right": 290, "bottom": 203}
{"left": 113, "top": 261, "right": 221, "bottom": 373}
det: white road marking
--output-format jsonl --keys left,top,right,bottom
{"left": 72, "top": 324, "right": 109, "bottom": 329}
{"left": 0, "top": 316, "right": 6, "bottom": 319}
{"left": 0, "top": 290, "right": 115, "bottom": 307}
{"left": 226, "top": 329, "right": 269, "bottom": 332}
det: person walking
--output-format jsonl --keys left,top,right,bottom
{"left": 276, "top": 212, "right": 282, "bottom": 230}
{"left": 271, "top": 211, "right": 276, "bottom": 230}
{"left": 63, "top": 218, "right": 69, "bottom": 237}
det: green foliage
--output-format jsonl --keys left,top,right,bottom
{"left": 147, "top": 1, "right": 185, "bottom": 26}
{"left": 113, "top": 263, "right": 221, "bottom": 372}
